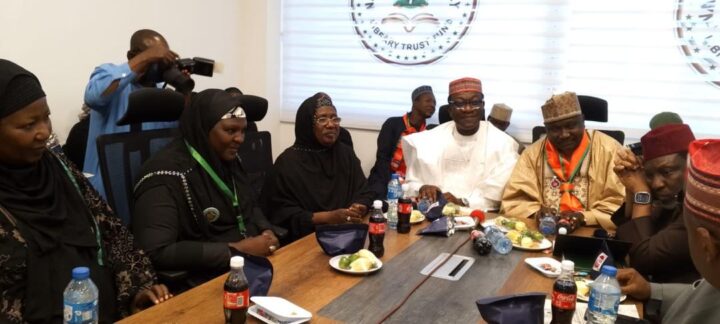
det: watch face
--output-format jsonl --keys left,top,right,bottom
{"left": 634, "top": 192, "right": 652, "bottom": 204}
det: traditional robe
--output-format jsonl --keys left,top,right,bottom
{"left": 647, "top": 280, "right": 720, "bottom": 324}
{"left": 501, "top": 130, "right": 624, "bottom": 229}
{"left": 402, "top": 121, "right": 519, "bottom": 210}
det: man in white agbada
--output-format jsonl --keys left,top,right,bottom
{"left": 402, "top": 77, "right": 519, "bottom": 211}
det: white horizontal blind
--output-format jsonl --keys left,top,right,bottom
{"left": 281, "top": 0, "right": 720, "bottom": 143}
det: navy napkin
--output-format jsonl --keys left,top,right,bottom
{"left": 315, "top": 223, "right": 368, "bottom": 256}
{"left": 230, "top": 251, "right": 274, "bottom": 296}
{"left": 476, "top": 292, "right": 546, "bottom": 324}
{"left": 424, "top": 193, "right": 448, "bottom": 221}
{"left": 417, "top": 216, "right": 455, "bottom": 237}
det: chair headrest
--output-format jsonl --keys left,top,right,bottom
{"left": 438, "top": 104, "right": 451, "bottom": 124}
{"left": 117, "top": 88, "right": 185, "bottom": 126}
{"left": 578, "top": 95, "right": 608, "bottom": 122}
{"left": 237, "top": 94, "right": 268, "bottom": 123}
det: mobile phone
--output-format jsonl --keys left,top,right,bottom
{"left": 626, "top": 142, "right": 642, "bottom": 156}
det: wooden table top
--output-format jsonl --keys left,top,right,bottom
{"left": 119, "top": 216, "right": 642, "bottom": 323}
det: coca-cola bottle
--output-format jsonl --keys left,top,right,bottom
{"left": 557, "top": 213, "right": 585, "bottom": 234}
{"left": 224, "top": 256, "right": 249, "bottom": 324}
{"left": 397, "top": 196, "right": 412, "bottom": 234}
{"left": 368, "top": 200, "right": 386, "bottom": 257}
{"left": 551, "top": 260, "right": 577, "bottom": 324}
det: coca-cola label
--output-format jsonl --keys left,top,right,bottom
{"left": 223, "top": 289, "right": 249, "bottom": 309}
{"left": 399, "top": 203, "right": 412, "bottom": 214}
{"left": 369, "top": 222, "right": 386, "bottom": 234}
{"left": 592, "top": 252, "right": 608, "bottom": 271}
{"left": 551, "top": 291, "right": 576, "bottom": 310}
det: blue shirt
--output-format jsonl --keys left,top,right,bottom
{"left": 83, "top": 62, "right": 177, "bottom": 199}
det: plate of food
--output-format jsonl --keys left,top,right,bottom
{"left": 329, "top": 249, "right": 382, "bottom": 274}
{"left": 248, "top": 296, "right": 312, "bottom": 324}
{"left": 506, "top": 229, "right": 552, "bottom": 251}
{"left": 452, "top": 216, "right": 476, "bottom": 230}
{"left": 410, "top": 210, "right": 425, "bottom": 224}
{"left": 575, "top": 278, "right": 627, "bottom": 302}
{"left": 486, "top": 216, "right": 529, "bottom": 233}
{"left": 524, "top": 257, "right": 562, "bottom": 277}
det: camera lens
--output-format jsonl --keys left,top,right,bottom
{"left": 163, "top": 66, "right": 194, "bottom": 93}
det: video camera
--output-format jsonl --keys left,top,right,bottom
{"left": 162, "top": 57, "right": 215, "bottom": 94}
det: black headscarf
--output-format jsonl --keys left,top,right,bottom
{"left": 136, "top": 89, "right": 267, "bottom": 243}
{"left": 262, "top": 93, "right": 373, "bottom": 242}
{"left": 0, "top": 59, "right": 117, "bottom": 322}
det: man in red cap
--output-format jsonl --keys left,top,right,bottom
{"left": 618, "top": 139, "right": 720, "bottom": 323}
{"left": 612, "top": 124, "right": 699, "bottom": 283}
{"left": 402, "top": 77, "right": 519, "bottom": 210}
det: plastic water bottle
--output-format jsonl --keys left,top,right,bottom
{"left": 63, "top": 267, "right": 99, "bottom": 324}
{"left": 539, "top": 214, "right": 557, "bottom": 236}
{"left": 586, "top": 265, "right": 621, "bottom": 324}
{"left": 386, "top": 173, "right": 402, "bottom": 230}
{"left": 483, "top": 225, "right": 513, "bottom": 254}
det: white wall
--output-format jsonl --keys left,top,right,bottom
{"left": 0, "top": 0, "right": 380, "bottom": 173}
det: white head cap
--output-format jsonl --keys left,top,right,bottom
{"left": 230, "top": 256, "right": 244, "bottom": 268}
{"left": 373, "top": 200, "right": 382, "bottom": 209}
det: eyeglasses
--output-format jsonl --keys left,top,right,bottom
{"left": 221, "top": 106, "right": 246, "bottom": 120}
{"left": 314, "top": 116, "right": 342, "bottom": 126}
{"left": 448, "top": 100, "right": 484, "bottom": 111}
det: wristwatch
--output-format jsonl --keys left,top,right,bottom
{"left": 633, "top": 191, "right": 652, "bottom": 205}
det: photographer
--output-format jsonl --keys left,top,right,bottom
{"left": 82, "top": 29, "right": 181, "bottom": 198}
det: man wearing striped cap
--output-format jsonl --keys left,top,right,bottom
{"left": 618, "top": 139, "right": 720, "bottom": 323}
{"left": 402, "top": 77, "right": 519, "bottom": 210}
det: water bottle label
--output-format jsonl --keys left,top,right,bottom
{"left": 224, "top": 289, "right": 249, "bottom": 309}
{"left": 551, "top": 291, "right": 576, "bottom": 310}
{"left": 588, "top": 291, "right": 620, "bottom": 314}
{"left": 369, "top": 223, "right": 386, "bottom": 234}
{"left": 64, "top": 300, "right": 97, "bottom": 323}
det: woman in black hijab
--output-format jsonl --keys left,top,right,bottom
{"left": 261, "top": 92, "right": 373, "bottom": 244}
{"left": 133, "top": 89, "right": 279, "bottom": 291}
{"left": 0, "top": 60, "right": 170, "bottom": 323}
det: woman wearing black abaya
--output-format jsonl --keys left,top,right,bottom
{"left": 261, "top": 92, "right": 373, "bottom": 244}
{"left": 0, "top": 60, "right": 170, "bottom": 323}
{"left": 133, "top": 89, "right": 279, "bottom": 291}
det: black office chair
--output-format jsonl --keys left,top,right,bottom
{"left": 438, "top": 104, "right": 451, "bottom": 124}
{"left": 97, "top": 127, "right": 180, "bottom": 225}
{"left": 237, "top": 131, "right": 273, "bottom": 198}
{"left": 531, "top": 95, "right": 625, "bottom": 144}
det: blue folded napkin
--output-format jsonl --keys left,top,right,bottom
{"left": 315, "top": 223, "right": 369, "bottom": 256}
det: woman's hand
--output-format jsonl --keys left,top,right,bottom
{"left": 130, "top": 284, "right": 173, "bottom": 314}
{"left": 348, "top": 203, "right": 368, "bottom": 217}
{"left": 313, "top": 209, "right": 363, "bottom": 225}
{"left": 262, "top": 230, "right": 280, "bottom": 253}
{"left": 229, "top": 235, "right": 275, "bottom": 257}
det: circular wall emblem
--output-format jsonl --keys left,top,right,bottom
{"left": 350, "top": 0, "right": 478, "bottom": 65}
{"left": 676, "top": 0, "right": 720, "bottom": 87}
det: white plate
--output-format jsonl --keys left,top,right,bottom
{"left": 248, "top": 305, "right": 310, "bottom": 324}
{"left": 524, "top": 257, "right": 562, "bottom": 277}
{"left": 512, "top": 238, "right": 553, "bottom": 251}
{"left": 575, "top": 278, "right": 628, "bottom": 303}
{"left": 410, "top": 213, "right": 425, "bottom": 224}
{"left": 481, "top": 220, "right": 510, "bottom": 233}
{"left": 453, "top": 216, "right": 476, "bottom": 230}
{"left": 329, "top": 254, "right": 383, "bottom": 274}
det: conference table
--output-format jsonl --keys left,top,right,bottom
{"left": 120, "top": 215, "right": 641, "bottom": 323}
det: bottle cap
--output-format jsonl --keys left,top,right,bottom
{"left": 558, "top": 227, "right": 568, "bottom": 235}
{"left": 71, "top": 267, "right": 90, "bottom": 280}
{"left": 601, "top": 265, "right": 617, "bottom": 277}
{"left": 561, "top": 260, "right": 574, "bottom": 271}
{"left": 230, "top": 256, "right": 244, "bottom": 268}
{"left": 391, "top": 173, "right": 399, "bottom": 180}
{"left": 373, "top": 200, "right": 382, "bottom": 209}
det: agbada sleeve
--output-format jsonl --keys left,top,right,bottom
{"left": 581, "top": 136, "right": 625, "bottom": 230}
{"left": 500, "top": 143, "right": 543, "bottom": 218}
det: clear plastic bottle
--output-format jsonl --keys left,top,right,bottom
{"left": 483, "top": 225, "right": 513, "bottom": 254}
{"left": 586, "top": 265, "right": 621, "bottom": 324}
{"left": 539, "top": 214, "right": 557, "bottom": 236}
{"left": 386, "top": 173, "right": 402, "bottom": 230}
{"left": 63, "top": 267, "right": 99, "bottom": 324}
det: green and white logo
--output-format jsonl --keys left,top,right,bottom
{"left": 676, "top": 0, "right": 720, "bottom": 87}
{"left": 351, "top": 0, "right": 478, "bottom": 65}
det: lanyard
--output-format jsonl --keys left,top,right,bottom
{"left": 185, "top": 142, "right": 246, "bottom": 235}
{"left": 57, "top": 157, "right": 105, "bottom": 267}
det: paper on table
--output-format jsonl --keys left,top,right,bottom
{"left": 543, "top": 299, "right": 640, "bottom": 324}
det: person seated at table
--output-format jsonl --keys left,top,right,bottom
{"left": 261, "top": 92, "right": 373, "bottom": 244}
{"left": 367, "top": 85, "right": 436, "bottom": 201}
{"left": 612, "top": 124, "right": 699, "bottom": 283}
{"left": 501, "top": 91, "right": 624, "bottom": 230}
{"left": 649, "top": 111, "right": 683, "bottom": 130}
{"left": 488, "top": 103, "right": 524, "bottom": 153}
{"left": 402, "top": 77, "right": 519, "bottom": 210}
{"left": 0, "top": 59, "right": 170, "bottom": 323}
{"left": 617, "top": 139, "right": 720, "bottom": 323}
{"left": 133, "top": 89, "right": 279, "bottom": 290}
